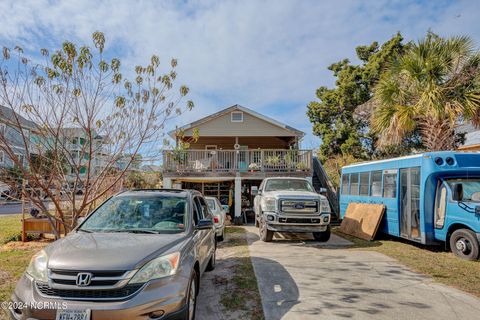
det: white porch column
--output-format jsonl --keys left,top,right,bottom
{"left": 163, "top": 178, "right": 172, "bottom": 189}
{"left": 234, "top": 176, "right": 242, "bottom": 219}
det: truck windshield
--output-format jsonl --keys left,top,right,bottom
{"left": 446, "top": 178, "right": 480, "bottom": 203}
{"left": 79, "top": 195, "right": 188, "bottom": 233}
{"left": 264, "top": 179, "right": 314, "bottom": 192}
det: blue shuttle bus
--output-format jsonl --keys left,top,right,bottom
{"left": 340, "top": 151, "right": 480, "bottom": 260}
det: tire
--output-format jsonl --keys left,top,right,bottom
{"left": 206, "top": 248, "right": 216, "bottom": 271}
{"left": 259, "top": 219, "right": 274, "bottom": 242}
{"left": 449, "top": 228, "right": 480, "bottom": 260}
{"left": 313, "top": 226, "right": 331, "bottom": 242}
{"left": 186, "top": 270, "right": 198, "bottom": 320}
{"left": 217, "top": 230, "right": 224, "bottom": 242}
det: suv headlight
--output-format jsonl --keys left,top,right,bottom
{"left": 320, "top": 199, "right": 331, "bottom": 213}
{"left": 26, "top": 250, "right": 48, "bottom": 282}
{"left": 130, "top": 252, "right": 180, "bottom": 284}
{"left": 260, "top": 197, "right": 277, "bottom": 212}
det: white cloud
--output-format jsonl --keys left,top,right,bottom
{"left": 0, "top": 0, "right": 479, "bottom": 147}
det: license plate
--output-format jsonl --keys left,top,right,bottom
{"left": 56, "top": 309, "right": 91, "bottom": 320}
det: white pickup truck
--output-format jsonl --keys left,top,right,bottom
{"left": 254, "top": 177, "right": 331, "bottom": 242}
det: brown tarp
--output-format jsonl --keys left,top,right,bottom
{"left": 339, "top": 203, "right": 385, "bottom": 241}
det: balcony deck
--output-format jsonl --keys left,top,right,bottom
{"left": 162, "top": 149, "right": 313, "bottom": 178}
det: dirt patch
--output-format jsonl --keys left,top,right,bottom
{"left": 196, "top": 227, "right": 264, "bottom": 320}
{"left": 1, "top": 239, "right": 50, "bottom": 251}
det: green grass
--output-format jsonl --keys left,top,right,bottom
{"left": 0, "top": 215, "right": 45, "bottom": 320}
{"left": 220, "top": 227, "right": 264, "bottom": 320}
{"left": 334, "top": 228, "right": 480, "bottom": 297}
{"left": 0, "top": 215, "right": 23, "bottom": 244}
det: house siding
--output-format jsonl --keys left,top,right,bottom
{"left": 183, "top": 111, "right": 298, "bottom": 137}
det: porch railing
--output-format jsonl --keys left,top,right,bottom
{"left": 162, "top": 149, "right": 312, "bottom": 173}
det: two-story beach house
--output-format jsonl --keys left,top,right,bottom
{"left": 162, "top": 104, "right": 314, "bottom": 221}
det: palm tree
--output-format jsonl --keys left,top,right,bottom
{"left": 372, "top": 33, "right": 480, "bottom": 151}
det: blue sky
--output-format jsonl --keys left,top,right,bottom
{"left": 1, "top": 0, "right": 479, "bottom": 151}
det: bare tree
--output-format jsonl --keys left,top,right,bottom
{"left": 0, "top": 32, "right": 193, "bottom": 238}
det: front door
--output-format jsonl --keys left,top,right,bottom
{"left": 400, "top": 167, "right": 421, "bottom": 241}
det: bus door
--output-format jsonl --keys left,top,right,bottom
{"left": 400, "top": 167, "right": 421, "bottom": 241}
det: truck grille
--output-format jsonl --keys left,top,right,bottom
{"left": 36, "top": 282, "right": 143, "bottom": 300}
{"left": 280, "top": 199, "right": 318, "bottom": 214}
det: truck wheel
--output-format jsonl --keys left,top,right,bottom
{"left": 259, "top": 220, "right": 274, "bottom": 242}
{"left": 449, "top": 229, "right": 479, "bottom": 260}
{"left": 313, "top": 226, "right": 331, "bottom": 242}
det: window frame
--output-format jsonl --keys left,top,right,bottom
{"left": 359, "top": 172, "right": 370, "bottom": 196}
{"left": 370, "top": 170, "right": 383, "bottom": 197}
{"left": 231, "top": 111, "right": 244, "bottom": 122}
{"left": 382, "top": 169, "right": 398, "bottom": 198}
{"left": 341, "top": 174, "right": 349, "bottom": 195}
{"left": 349, "top": 173, "right": 360, "bottom": 196}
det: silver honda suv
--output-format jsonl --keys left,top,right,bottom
{"left": 10, "top": 189, "right": 216, "bottom": 320}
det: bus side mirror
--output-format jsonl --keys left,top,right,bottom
{"left": 452, "top": 184, "right": 463, "bottom": 202}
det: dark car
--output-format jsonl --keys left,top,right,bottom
{"left": 10, "top": 189, "right": 216, "bottom": 320}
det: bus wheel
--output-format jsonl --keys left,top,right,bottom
{"left": 449, "top": 229, "right": 480, "bottom": 260}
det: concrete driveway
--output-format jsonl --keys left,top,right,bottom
{"left": 244, "top": 226, "right": 480, "bottom": 320}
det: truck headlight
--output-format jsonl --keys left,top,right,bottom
{"left": 261, "top": 197, "right": 276, "bottom": 212}
{"left": 130, "top": 252, "right": 180, "bottom": 284}
{"left": 26, "top": 250, "right": 48, "bottom": 282}
{"left": 320, "top": 199, "right": 330, "bottom": 213}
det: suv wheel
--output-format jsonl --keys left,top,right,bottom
{"left": 186, "top": 270, "right": 198, "bottom": 320}
{"left": 450, "top": 229, "right": 479, "bottom": 260}
{"left": 313, "top": 226, "right": 331, "bottom": 242}
{"left": 259, "top": 219, "right": 274, "bottom": 242}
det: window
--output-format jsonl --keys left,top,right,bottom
{"left": 0, "top": 151, "right": 3, "bottom": 163}
{"left": 370, "top": 170, "right": 383, "bottom": 197}
{"left": 231, "top": 111, "right": 244, "bottom": 122}
{"left": 205, "top": 145, "right": 217, "bottom": 150}
{"left": 434, "top": 182, "right": 447, "bottom": 228}
{"left": 359, "top": 172, "right": 370, "bottom": 196}
{"left": 0, "top": 123, "right": 5, "bottom": 135}
{"left": 383, "top": 170, "right": 397, "bottom": 198}
{"left": 14, "top": 153, "right": 24, "bottom": 166}
{"left": 341, "top": 174, "right": 349, "bottom": 195}
{"left": 349, "top": 173, "right": 359, "bottom": 196}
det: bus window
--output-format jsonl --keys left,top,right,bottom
{"left": 434, "top": 182, "right": 447, "bottom": 229}
{"left": 350, "top": 173, "right": 359, "bottom": 196}
{"left": 341, "top": 174, "right": 349, "bottom": 195}
{"left": 370, "top": 171, "right": 382, "bottom": 197}
{"left": 359, "top": 172, "right": 369, "bottom": 196}
{"left": 383, "top": 170, "right": 397, "bottom": 198}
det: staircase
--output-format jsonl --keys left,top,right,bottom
{"left": 312, "top": 157, "right": 340, "bottom": 222}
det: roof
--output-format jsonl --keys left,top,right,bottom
{"left": 0, "top": 105, "right": 37, "bottom": 129}
{"left": 168, "top": 104, "right": 304, "bottom": 138}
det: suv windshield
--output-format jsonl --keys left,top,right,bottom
{"left": 264, "top": 179, "right": 314, "bottom": 192}
{"left": 446, "top": 178, "right": 480, "bottom": 203}
{"left": 80, "top": 195, "right": 188, "bottom": 233}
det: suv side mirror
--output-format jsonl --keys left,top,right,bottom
{"left": 452, "top": 183, "right": 463, "bottom": 201}
{"left": 257, "top": 190, "right": 262, "bottom": 196}
{"left": 196, "top": 219, "right": 214, "bottom": 230}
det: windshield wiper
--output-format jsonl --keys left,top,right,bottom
{"left": 77, "top": 228, "right": 93, "bottom": 233}
{"left": 108, "top": 229, "right": 159, "bottom": 234}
